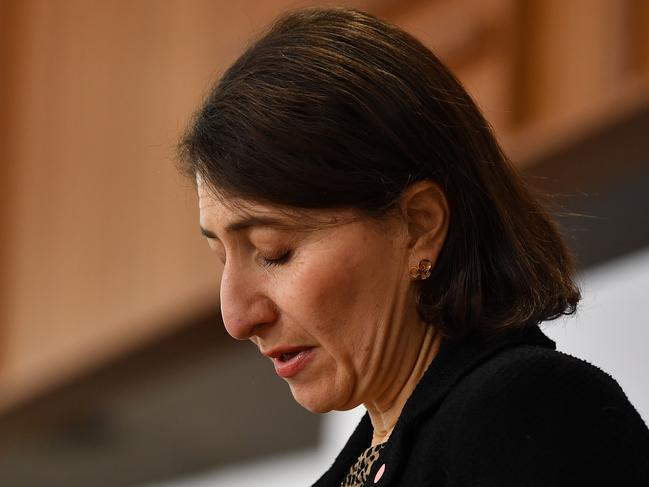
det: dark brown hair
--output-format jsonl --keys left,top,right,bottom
{"left": 177, "top": 6, "right": 580, "bottom": 339}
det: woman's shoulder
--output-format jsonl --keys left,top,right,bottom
{"left": 465, "top": 343, "right": 625, "bottom": 398}
{"left": 450, "top": 343, "right": 642, "bottom": 425}
{"left": 425, "top": 343, "right": 649, "bottom": 484}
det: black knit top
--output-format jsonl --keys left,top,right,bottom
{"left": 313, "top": 325, "right": 649, "bottom": 487}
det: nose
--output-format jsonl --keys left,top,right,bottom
{"left": 219, "top": 262, "right": 278, "bottom": 340}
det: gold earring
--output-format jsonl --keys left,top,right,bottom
{"left": 409, "top": 259, "right": 432, "bottom": 280}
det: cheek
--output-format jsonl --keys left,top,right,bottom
{"left": 295, "top": 253, "right": 356, "bottom": 324}
{"left": 288, "top": 245, "right": 382, "bottom": 353}
{"left": 280, "top": 227, "right": 408, "bottom": 411}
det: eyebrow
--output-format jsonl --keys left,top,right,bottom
{"left": 199, "top": 216, "right": 287, "bottom": 239}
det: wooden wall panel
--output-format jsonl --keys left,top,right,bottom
{"left": 0, "top": 0, "right": 210, "bottom": 412}
{"left": 629, "top": 0, "right": 649, "bottom": 76}
{"left": 391, "top": 0, "right": 517, "bottom": 135}
{"left": 0, "top": 0, "right": 18, "bottom": 378}
{"left": 515, "top": 0, "right": 628, "bottom": 126}
{"left": 0, "top": 0, "right": 321, "bottom": 413}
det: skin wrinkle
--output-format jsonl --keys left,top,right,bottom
{"left": 197, "top": 178, "right": 448, "bottom": 446}
{"left": 364, "top": 266, "right": 441, "bottom": 445}
{"left": 369, "top": 324, "right": 441, "bottom": 445}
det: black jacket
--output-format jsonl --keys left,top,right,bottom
{"left": 313, "top": 325, "right": 649, "bottom": 486}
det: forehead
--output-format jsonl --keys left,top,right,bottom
{"left": 197, "top": 182, "right": 278, "bottom": 227}
{"left": 196, "top": 178, "right": 362, "bottom": 233}
{"left": 196, "top": 176, "right": 270, "bottom": 213}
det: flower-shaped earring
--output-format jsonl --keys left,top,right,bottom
{"left": 409, "top": 259, "right": 432, "bottom": 280}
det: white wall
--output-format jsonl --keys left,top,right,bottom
{"left": 156, "top": 246, "right": 649, "bottom": 486}
{"left": 543, "top": 246, "right": 649, "bottom": 425}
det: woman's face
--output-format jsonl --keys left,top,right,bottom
{"left": 197, "top": 183, "right": 424, "bottom": 413}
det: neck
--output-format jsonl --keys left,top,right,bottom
{"left": 364, "top": 324, "right": 441, "bottom": 446}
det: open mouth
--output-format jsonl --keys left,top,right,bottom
{"left": 279, "top": 351, "right": 301, "bottom": 362}
{"left": 271, "top": 348, "right": 315, "bottom": 378}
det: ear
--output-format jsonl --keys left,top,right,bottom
{"left": 398, "top": 180, "right": 449, "bottom": 263}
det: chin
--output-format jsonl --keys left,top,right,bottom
{"left": 288, "top": 381, "right": 343, "bottom": 413}
{"left": 289, "top": 379, "right": 359, "bottom": 413}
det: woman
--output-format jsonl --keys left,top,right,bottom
{"left": 178, "top": 7, "right": 649, "bottom": 486}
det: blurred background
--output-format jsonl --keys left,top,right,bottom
{"left": 1, "top": 0, "right": 648, "bottom": 485}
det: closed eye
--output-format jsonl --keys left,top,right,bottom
{"left": 259, "top": 250, "right": 291, "bottom": 267}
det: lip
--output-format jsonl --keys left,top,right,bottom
{"left": 262, "top": 346, "right": 315, "bottom": 378}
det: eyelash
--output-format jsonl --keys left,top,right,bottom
{"left": 259, "top": 250, "right": 291, "bottom": 268}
